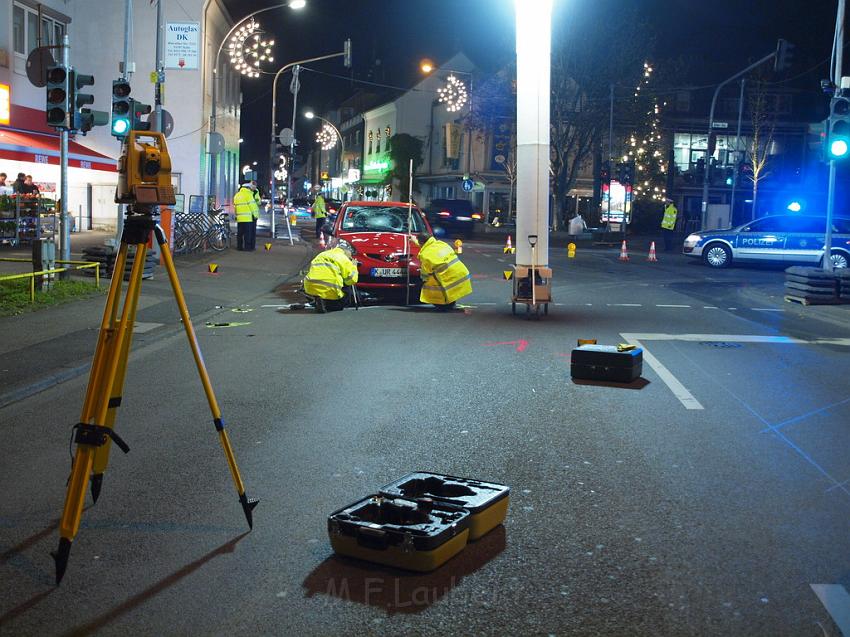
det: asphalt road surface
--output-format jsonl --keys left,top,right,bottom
{"left": 1, "top": 241, "right": 849, "bottom": 636}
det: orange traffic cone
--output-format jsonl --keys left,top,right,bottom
{"left": 619, "top": 240, "right": 629, "bottom": 261}
{"left": 504, "top": 235, "right": 514, "bottom": 254}
{"left": 318, "top": 233, "right": 326, "bottom": 249}
{"left": 647, "top": 241, "right": 658, "bottom": 262}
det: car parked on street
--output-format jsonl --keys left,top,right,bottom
{"left": 683, "top": 214, "right": 850, "bottom": 269}
{"left": 325, "top": 201, "right": 432, "bottom": 294}
{"left": 426, "top": 199, "right": 482, "bottom": 238}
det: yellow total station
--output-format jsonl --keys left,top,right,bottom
{"left": 116, "top": 130, "right": 176, "bottom": 206}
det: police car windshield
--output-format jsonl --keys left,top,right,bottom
{"left": 342, "top": 206, "right": 427, "bottom": 233}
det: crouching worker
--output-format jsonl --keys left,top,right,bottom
{"left": 304, "top": 240, "right": 359, "bottom": 313}
{"left": 419, "top": 235, "right": 472, "bottom": 310}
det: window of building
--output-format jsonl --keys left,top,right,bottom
{"left": 673, "top": 132, "right": 750, "bottom": 173}
{"left": 13, "top": 3, "right": 66, "bottom": 56}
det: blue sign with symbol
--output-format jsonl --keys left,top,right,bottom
{"left": 462, "top": 178, "right": 474, "bottom": 192}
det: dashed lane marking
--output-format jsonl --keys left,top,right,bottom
{"left": 751, "top": 308, "right": 785, "bottom": 312}
{"left": 811, "top": 584, "right": 850, "bottom": 636}
{"left": 608, "top": 303, "right": 642, "bottom": 307}
{"left": 656, "top": 304, "right": 691, "bottom": 308}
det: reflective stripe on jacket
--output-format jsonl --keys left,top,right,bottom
{"left": 252, "top": 190, "right": 262, "bottom": 220}
{"left": 303, "top": 247, "right": 358, "bottom": 300}
{"left": 233, "top": 187, "right": 259, "bottom": 223}
{"left": 418, "top": 237, "right": 472, "bottom": 305}
{"left": 661, "top": 204, "right": 678, "bottom": 230}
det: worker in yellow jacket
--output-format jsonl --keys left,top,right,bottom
{"left": 418, "top": 235, "right": 472, "bottom": 310}
{"left": 304, "top": 240, "right": 359, "bottom": 312}
{"left": 233, "top": 182, "right": 259, "bottom": 251}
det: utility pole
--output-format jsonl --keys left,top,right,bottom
{"left": 152, "top": 0, "right": 164, "bottom": 133}
{"left": 729, "top": 78, "right": 745, "bottom": 224}
{"left": 824, "top": 0, "right": 846, "bottom": 272}
{"left": 59, "top": 34, "right": 70, "bottom": 271}
{"left": 608, "top": 83, "right": 614, "bottom": 230}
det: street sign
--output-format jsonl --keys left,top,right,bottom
{"left": 279, "top": 127, "right": 294, "bottom": 147}
{"left": 162, "top": 109, "right": 174, "bottom": 138}
{"left": 462, "top": 178, "right": 474, "bottom": 192}
{"left": 165, "top": 23, "right": 200, "bottom": 70}
{"left": 711, "top": 121, "right": 729, "bottom": 129}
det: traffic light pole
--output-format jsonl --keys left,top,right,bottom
{"left": 824, "top": 0, "right": 845, "bottom": 272}
{"left": 59, "top": 34, "right": 70, "bottom": 273}
{"left": 700, "top": 50, "right": 775, "bottom": 230}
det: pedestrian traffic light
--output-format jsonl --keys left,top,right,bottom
{"left": 600, "top": 160, "right": 611, "bottom": 183}
{"left": 774, "top": 39, "right": 795, "bottom": 73}
{"left": 618, "top": 161, "right": 634, "bottom": 185}
{"left": 826, "top": 94, "right": 850, "bottom": 161}
{"left": 131, "top": 99, "right": 152, "bottom": 132}
{"left": 111, "top": 79, "right": 132, "bottom": 137}
{"left": 45, "top": 64, "right": 72, "bottom": 130}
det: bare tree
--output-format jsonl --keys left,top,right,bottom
{"left": 746, "top": 78, "right": 777, "bottom": 220}
{"left": 496, "top": 139, "right": 517, "bottom": 222}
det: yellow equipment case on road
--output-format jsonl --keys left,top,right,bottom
{"left": 328, "top": 495, "right": 471, "bottom": 572}
{"left": 380, "top": 472, "right": 510, "bottom": 540}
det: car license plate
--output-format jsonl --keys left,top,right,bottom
{"left": 371, "top": 267, "right": 404, "bottom": 277}
{"left": 456, "top": 216, "right": 472, "bottom": 221}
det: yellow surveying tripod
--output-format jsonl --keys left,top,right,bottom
{"left": 52, "top": 131, "right": 257, "bottom": 584}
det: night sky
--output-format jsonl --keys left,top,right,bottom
{"left": 225, "top": 0, "right": 840, "bottom": 180}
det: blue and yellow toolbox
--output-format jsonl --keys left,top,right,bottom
{"left": 379, "top": 472, "right": 510, "bottom": 540}
{"left": 327, "top": 495, "right": 470, "bottom": 572}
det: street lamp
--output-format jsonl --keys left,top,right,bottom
{"left": 305, "top": 111, "right": 345, "bottom": 194}
{"left": 207, "top": 1, "right": 306, "bottom": 200}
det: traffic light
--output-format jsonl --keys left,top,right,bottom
{"left": 72, "top": 72, "right": 107, "bottom": 134}
{"left": 343, "top": 38, "right": 352, "bottom": 68}
{"left": 111, "top": 79, "right": 132, "bottom": 137}
{"left": 617, "top": 161, "right": 634, "bottom": 185}
{"left": 774, "top": 39, "right": 795, "bottom": 73}
{"left": 131, "top": 99, "right": 152, "bottom": 132}
{"left": 45, "top": 64, "right": 72, "bottom": 129}
{"left": 600, "top": 160, "right": 611, "bottom": 183}
{"left": 826, "top": 94, "right": 850, "bottom": 161}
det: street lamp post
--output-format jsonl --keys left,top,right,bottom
{"left": 208, "top": 1, "right": 305, "bottom": 202}
{"left": 305, "top": 111, "right": 345, "bottom": 193}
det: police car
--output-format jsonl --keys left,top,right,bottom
{"left": 683, "top": 214, "right": 850, "bottom": 269}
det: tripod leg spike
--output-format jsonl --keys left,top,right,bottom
{"left": 52, "top": 537, "right": 72, "bottom": 585}
{"left": 90, "top": 473, "right": 103, "bottom": 503}
{"left": 239, "top": 493, "right": 259, "bottom": 529}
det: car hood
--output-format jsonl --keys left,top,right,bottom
{"left": 337, "top": 231, "right": 422, "bottom": 258}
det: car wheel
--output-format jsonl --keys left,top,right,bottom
{"left": 823, "top": 250, "right": 850, "bottom": 269}
{"left": 703, "top": 243, "right": 732, "bottom": 268}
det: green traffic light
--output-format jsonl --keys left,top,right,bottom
{"left": 112, "top": 118, "right": 130, "bottom": 135}
{"left": 830, "top": 138, "right": 849, "bottom": 158}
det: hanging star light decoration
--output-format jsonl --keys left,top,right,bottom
{"left": 316, "top": 123, "right": 338, "bottom": 150}
{"left": 437, "top": 74, "right": 469, "bottom": 112}
{"left": 227, "top": 19, "right": 274, "bottom": 79}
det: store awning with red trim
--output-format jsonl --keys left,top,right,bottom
{"left": 0, "top": 128, "right": 116, "bottom": 172}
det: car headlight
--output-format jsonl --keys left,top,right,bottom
{"left": 683, "top": 234, "right": 702, "bottom": 246}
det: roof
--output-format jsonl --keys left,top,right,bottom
{"left": 0, "top": 128, "right": 115, "bottom": 172}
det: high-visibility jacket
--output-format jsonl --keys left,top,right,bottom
{"left": 661, "top": 204, "right": 678, "bottom": 230}
{"left": 304, "top": 247, "right": 358, "bottom": 300}
{"left": 233, "top": 186, "right": 259, "bottom": 223}
{"left": 418, "top": 237, "right": 472, "bottom": 305}
{"left": 312, "top": 195, "right": 327, "bottom": 219}
{"left": 252, "top": 190, "right": 262, "bottom": 220}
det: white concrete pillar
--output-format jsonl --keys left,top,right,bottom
{"left": 515, "top": 0, "right": 552, "bottom": 267}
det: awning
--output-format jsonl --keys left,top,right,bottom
{"left": 0, "top": 128, "right": 116, "bottom": 172}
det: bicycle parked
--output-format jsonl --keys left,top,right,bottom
{"left": 172, "top": 208, "right": 232, "bottom": 254}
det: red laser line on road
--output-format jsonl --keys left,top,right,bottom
{"left": 483, "top": 340, "right": 529, "bottom": 353}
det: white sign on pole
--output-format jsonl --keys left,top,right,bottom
{"left": 165, "top": 23, "right": 200, "bottom": 70}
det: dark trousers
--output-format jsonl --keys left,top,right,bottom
{"left": 237, "top": 221, "right": 256, "bottom": 250}
{"left": 316, "top": 217, "right": 326, "bottom": 238}
{"left": 662, "top": 228, "right": 675, "bottom": 252}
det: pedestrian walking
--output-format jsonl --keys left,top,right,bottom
{"left": 418, "top": 235, "right": 472, "bottom": 310}
{"left": 312, "top": 190, "right": 327, "bottom": 239}
{"left": 661, "top": 199, "right": 678, "bottom": 252}
{"left": 303, "top": 240, "right": 359, "bottom": 313}
{"left": 233, "top": 182, "right": 259, "bottom": 251}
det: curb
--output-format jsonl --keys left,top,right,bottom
{"left": 0, "top": 244, "right": 314, "bottom": 410}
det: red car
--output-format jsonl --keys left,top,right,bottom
{"left": 326, "top": 200, "right": 433, "bottom": 293}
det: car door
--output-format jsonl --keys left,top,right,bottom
{"left": 781, "top": 215, "right": 826, "bottom": 264}
{"left": 734, "top": 216, "right": 787, "bottom": 262}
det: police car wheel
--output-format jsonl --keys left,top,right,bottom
{"left": 824, "top": 250, "right": 849, "bottom": 269}
{"left": 703, "top": 243, "right": 731, "bottom": 268}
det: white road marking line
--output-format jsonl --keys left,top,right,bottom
{"left": 811, "top": 584, "right": 850, "bottom": 636}
{"left": 261, "top": 304, "right": 295, "bottom": 307}
{"left": 728, "top": 307, "right": 738, "bottom": 310}
{"left": 497, "top": 258, "right": 506, "bottom": 263}
{"left": 626, "top": 337, "right": 704, "bottom": 410}
{"left": 751, "top": 308, "right": 784, "bottom": 312}
{"left": 656, "top": 304, "right": 691, "bottom": 308}
{"left": 608, "top": 303, "right": 642, "bottom": 307}
{"left": 133, "top": 322, "right": 164, "bottom": 334}
{"left": 703, "top": 306, "right": 719, "bottom": 309}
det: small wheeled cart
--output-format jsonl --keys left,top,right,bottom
{"left": 511, "top": 264, "right": 553, "bottom": 317}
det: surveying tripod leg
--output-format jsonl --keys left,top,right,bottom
{"left": 53, "top": 243, "right": 145, "bottom": 584}
{"left": 155, "top": 226, "right": 258, "bottom": 528}
{"left": 91, "top": 243, "right": 148, "bottom": 501}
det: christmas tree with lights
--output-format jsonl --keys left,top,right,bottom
{"left": 625, "top": 62, "right": 668, "bottom": 202}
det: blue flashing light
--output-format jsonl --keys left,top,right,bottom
{"left": 786, "top": 201, "right": 802, "bottom": 213}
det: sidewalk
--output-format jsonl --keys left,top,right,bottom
{"left": 0, "top": 232, "right": 313, "bottom": 407}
